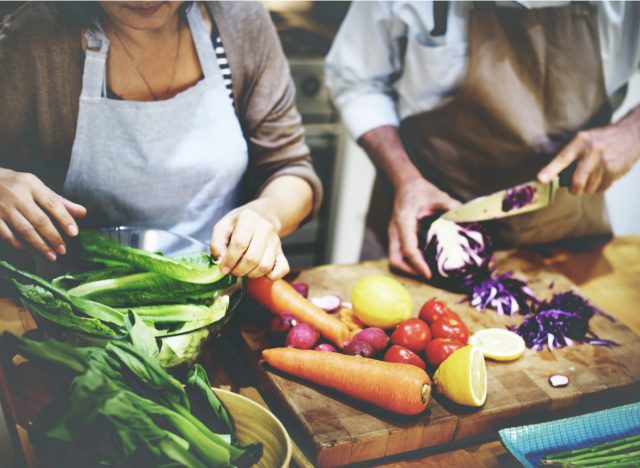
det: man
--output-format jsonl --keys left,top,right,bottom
{"left": 325, "top": 1, "right": 640, "bottom": 279}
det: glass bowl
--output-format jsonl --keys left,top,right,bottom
{"left": 31, "top": 226, "right": 244, "bottom": 371}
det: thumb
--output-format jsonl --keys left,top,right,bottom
{"left": 210, "top": 214, "right": 235, "bottom": 260}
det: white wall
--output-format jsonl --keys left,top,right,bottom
{"left": 606, "top": 72, "right": 640, "bottom": 235}
{"left": 329, "top": 74, "right": 640, "bottom": 264}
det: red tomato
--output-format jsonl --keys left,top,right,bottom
{"left": 418, "top": 298, "right": 459, "bottom": 325}
{"left": 390, "top": 318, "right": 431, "bottom": 353}
{"left": 430, "top": 316, "right": 469, "bottom": 344}
{"left": 424, "top": 338, "right": 465, "bottom": 367}
{"left": 383, "top": 345, "right": 426, "bottom": 370}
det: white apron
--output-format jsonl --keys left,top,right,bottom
{"left": 63, "top": 6, "right": 248, "bottom": 244}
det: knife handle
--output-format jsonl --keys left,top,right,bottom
{"left": 558, "top": 161, "right": 578, "bottom": 188}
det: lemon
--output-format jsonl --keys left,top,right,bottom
{"left": 351, "top": 275, "right": 413, "bottom": 329}
{"left": 469, "top": 328, "right": 525, "bottom": 361}
{"left": 433, "top": 345, "right": 487, "bottom": 407}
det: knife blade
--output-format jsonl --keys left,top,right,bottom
{"left": 440, "top": 162, "right": 577, "bottom": 223}
{"left": 440, "top": 178, "right": 559, "bottom": 223}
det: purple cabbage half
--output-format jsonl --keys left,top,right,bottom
{"left": 420, "top": 217, "right": 493, "bottom": 292}
{"left": 463, "top": 270, "right": 539, "bottom": 316}
{"left": 510, "top": 291, "right": 616, "bottom": 351}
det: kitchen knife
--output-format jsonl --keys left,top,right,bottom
{"left": 441, "top": 163, "right": 576, "bottom": 223}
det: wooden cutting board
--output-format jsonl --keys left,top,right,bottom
{"left": 236, "top": 249, "right": 640, "bottom": 468}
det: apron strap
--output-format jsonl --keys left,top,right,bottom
{"left": 186, "top": 5, "right": 221, "bottom": 80}
{"left": 81, "top": 27, "right": 110, "bottom": 99}
{"left": 431, "top": 1, "right": 449, "bottom": 37}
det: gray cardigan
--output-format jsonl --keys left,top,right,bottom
{"left": 0, "top": 1, "right": 322, "bottom": 214}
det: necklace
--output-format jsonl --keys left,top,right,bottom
{"left": 110, "top": 21, "right": 182, "bottom": 101}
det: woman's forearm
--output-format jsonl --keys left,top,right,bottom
{"left": 257, "top": 175, "right": 314, "bottom": 237}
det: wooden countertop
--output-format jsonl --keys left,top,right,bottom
{"left": 1, "top": 236, "right": 639, "bottom": 467}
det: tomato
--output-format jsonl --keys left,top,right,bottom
{"left": 383, "top": 345, "right": 426, "bottom": 370}
{"left": 424, "top": 338, "right": 465, "bottom": 367}
{"left": 418, "top": 298, "right": 459, "bottom": 325}
{"left": 390, "top": 318, "right": 431, "bottom": 353}
{"left": 430, "top": 316, "right": 469, "bottom": 344}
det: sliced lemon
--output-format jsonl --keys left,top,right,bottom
{"left": 468, "top": 328, "right": 525, "bottom": 361}
{"left": 351, "top": 275, "right": 413, "bottom": 329}
{"left": 433, "top": 345, "right": 487, "bottom": 407}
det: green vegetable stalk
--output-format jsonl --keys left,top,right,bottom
{"left": 541, "top": 434, "right": 640, "bottom": 466}
{"left": 2, "top": 333, "right": 262, "bottom": 467}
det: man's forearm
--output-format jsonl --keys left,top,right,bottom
{"left": 358, "top": 125, "right": 424, "bottom": 190}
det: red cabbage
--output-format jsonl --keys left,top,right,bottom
{"left": 421, "top": 218, "right": 493, "bottom": 291}
{"left": 510, "top": 291, "right": 616, "bottom": 351}
{"left": 463, "top": 271, "right": 538, "bottom": 315}
{"left": 502, "top": 184, "right": 536, "bottom": 212}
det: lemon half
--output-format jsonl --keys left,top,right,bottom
{"left": 468, "top": 328, "right": 525, "bottom": 361}
{"left": 351, "top": 275, "right": 412, "bottom": 329}
{"left": 433, "top": 345, "right": 487, "bottom": 407}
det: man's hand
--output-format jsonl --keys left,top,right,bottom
{"left": 538, "top": 107, "right": 640, "bottom": 194}
{"left": 0, "top": 168, "right": 86, "bottom": 260}
{"left": 388, "top": 176, "right": 461, "bottom": 278}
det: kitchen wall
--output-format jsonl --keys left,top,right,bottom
{"left": 329, "top": 73, "right": 640, "bottom": 264}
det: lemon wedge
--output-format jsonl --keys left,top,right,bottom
{"left": 468, "top": 328, "right": 525, "bottom": 361}
{"left": 351, "top": 275, "right": 413, "bottom": 329}
{"left": 433, "top": 345, "right": 487, "bottom": 407}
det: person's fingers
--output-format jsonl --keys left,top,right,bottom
{"left": 0, "top": 220, "right": 27, "bottom": 251}
{"left": 210, "top": 213, "right": 235, "bottom": 260}
{"left": 246, "top": 237, "right": 279, "bottom": 279}
{"left": 571, "top": 149, "right": 600, "bottom": 195}
{"left": 30, "top": 192, "right": 76, "bottom": 253}
{"left": 538, "top": 134, "right": 587, "bottom": 184}
{"left": 388, "top": 222, "right": 419, "bottom": 276}
{"left": 267, "top": 251, "right": 290, "bottom": 281}
{"left": 231, "top": 227, "right": 272, "bottom": 277}
{"left": 7, "top": 211, "right": 56, "bottom": 261}
{"left": 31, "top": 180, "right": 83, "bottom": 240}
{"left": 221, "top": 214, "right": 256, "bottom": 274}
{"left": 584, "top": 158, "right": 605, "bottom": 194}
{"left": 397, "top": 216, "right": 431, "bottom": 279}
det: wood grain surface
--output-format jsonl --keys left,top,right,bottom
{"left": 236, "top": 246, "right": 640, "bottom": 468}
{"left": 1, "top": 237, "right": 639, "bottom": 467}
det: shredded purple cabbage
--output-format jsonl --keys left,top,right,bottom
{"left": 502, "top": 184, "right": 536, "bottom": 212}
{"left": 463, "top": 270, "right": 539, "bottom": 316}
{"left": 510, "top": 291, "right": 616, "bottom": 351}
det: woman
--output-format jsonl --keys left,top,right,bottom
{"left": 0, "top": 1, "right": 322, "bottom": 280}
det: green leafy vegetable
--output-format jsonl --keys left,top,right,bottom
{"left": 186, "top": 364, "right": 234, "bottom": 435}
{"left": 67, "top": 272, "right": 235, "bottom": 307}
{"left": 78, "top": 230, "right": 224, "bottom": 284}
{"left": 2, "top": 333, "right": 262, "bottom": 467}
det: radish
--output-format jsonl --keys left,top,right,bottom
{"left": 285, "top": 323, "right": 320, "bottom": 350}
{"left": 292, "top": 282, "right": 309, "bottom": 298}
{"left": 344, "top": 339, "right": 376, "bottom": 358}
{"left": 314, "top": 343, "right": 336, "bottom": 352}
{"left": 310, "top": 294, "right": 342, "bottom": 313}
{"left": 351, "top": 328, "right": 389, "bottom": 352}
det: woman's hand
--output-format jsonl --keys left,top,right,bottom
{"left": 538, "top": 107, "right": 640, "bottom": 194}
{"left": 210, "top": 198, "right": 290, "bottom": 280}
{"left": 0, "top": 168, "right": 87, "bottom": 261}
{"left": 388, "top": 176, "right": 461, "bottom": 279}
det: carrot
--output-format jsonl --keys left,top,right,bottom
{"left": 337, "top": 307, "right": 365, "bottom": 332}
{"left": 262, "top": 347, "right": 431, "bottom": 415}
{"left": 247, "top": 277, "right": 350, "bottom": 348}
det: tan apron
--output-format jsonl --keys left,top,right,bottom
{"left": 363, "top": 3, "right": 612, "bottom": 259}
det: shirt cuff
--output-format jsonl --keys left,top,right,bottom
{"left": 337, "top": 93, "right": 400, "bottom": 141}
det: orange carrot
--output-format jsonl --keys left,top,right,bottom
{"left": 337, "top": 307, "right": 365, "bottom": 332}
{"left": 262, "top": 347, "right": 431, "bottom": 415}
{"left": 247, "top": 277, "right": 350, "bottom": 348}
